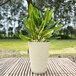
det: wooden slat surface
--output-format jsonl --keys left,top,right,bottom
{"left": 0, "top": 58, "right": 76, "bottom": 76}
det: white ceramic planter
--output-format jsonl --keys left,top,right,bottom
{"left": 28, "top": 42, "right": 50, "bottom": 73}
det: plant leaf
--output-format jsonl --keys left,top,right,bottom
{"left": 19, "top": 35, "right": 32, "bottom": 41}
{"left": 44, "top": 9, "right": 53, "bottom": 24}
{"left": 48, "top": 20, "right": 60, "bottom": 29}
{"left": 44, "top": 8, "right": 49, "bottom": 24}
{"left": 37, "top": 21, "right": 45, "bottom": 34}
{"left": 45, "top": 20, "right": 54, "bottom": 29}
{"left": 29, "top": 4, "right": 33, "bottom": 18}
{"left": 20, "top": 4, "right": 62, "bottom": 42}
{"left": 47, "top": 9, "right": 53, "bottom": 23}
{"left": 54, "top": 24, "right": 63, "bottom": 31}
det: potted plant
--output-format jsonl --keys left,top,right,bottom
{"left": 19, "top": 4, "right": 62, "bottom": 73}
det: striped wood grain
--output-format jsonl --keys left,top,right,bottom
{"left": 0, "top": 58, "right": 76, "bottom": 76}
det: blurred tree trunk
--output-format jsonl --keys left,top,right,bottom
{"left": 27, "top": 0, "right": 32, "bottom": 8}
{"left": 27, "top": 0, "right": 32, "bottom": 17}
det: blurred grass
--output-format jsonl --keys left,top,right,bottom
{"left": 50, "top": 39, "right": 76, "bottom": 50}
{"left": 0, "top": 39, "right": 28, "bottom": 52}
{"left": 0, "top": 39, "right": 76, "bottom": 54}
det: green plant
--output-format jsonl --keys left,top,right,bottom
{"left": 19, "top": 4, "right": 62, "bottom": 42}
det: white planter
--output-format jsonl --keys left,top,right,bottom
{"left": 28, "top": 42, "right": 50, "bottom": 73}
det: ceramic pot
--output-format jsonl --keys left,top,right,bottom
{"left": 28, "top": 42, "right": 50, "bottom": 73}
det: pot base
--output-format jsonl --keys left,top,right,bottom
{"left": 31, "top": 69, "right": 47, "bottom": 74}
{"left": 30, "top": 61, "right": 48, "bottom": 73}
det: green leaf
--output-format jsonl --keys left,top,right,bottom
{"left": 38, "top": 11, "right": 42, "bottom": 17}
{"left": 48, "top": 20, "right": 54, "bottom": 26}
{"left": 54, "top": 24, "right": 63, "bottom": 31}
{"left": 43, "top": 30, "right": 54, "bottom": 37}
{"left": 37, "top": 21, "right": 45, "bottom": 34}
{"left": 19, "top": 35, "right": 32, "bottom": 41}
{"left": 44, "top": 9, "right": 53, "bottom": 24}
{"left": 32, "top": 13, "right": 38, "bottom": 26}
{"left": 23, "top": 18, "right": 33, "bottom": 34}
{"left": 33, "top": 7, "right": 39, "bottom": 17}
{"left": 29, "top": 4, "right": 33, "bottom": 18}
{"left": 48, "top": 20, "right": 60, "bottom": 29}
{"left": 23, "top": 17, "right": 28, "bottom": 27}
{"left": 45, "top": 20, "right": 54, "bottom": 29}
{"left": 44, "top": 8, "right": 49, "bottom": 24}
{"left": 24, "top": 27, "right": 32, "bottom": 35}
{"left": 44, "top": 8, "right": 49, "bottom": 20}
{"left": 31, "top": 8, "right": 43, "bottom": 28}
{"left": 37, "top": 17, "right": 43, "bottom": 27}
{"left": 47, "top": 9, "right": 53, "bottom": 23}
{"left": 39, "top": 29, "right": 54, "bottom": 41}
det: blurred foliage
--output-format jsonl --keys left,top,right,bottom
{"left": 0, "top": 0, "right": 76, "bottom": 39}
{"left": 52, "top": 26, "right": 76, "bottom": 39}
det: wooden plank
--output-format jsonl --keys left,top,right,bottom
{"left": 61, "top": 58, "right": 76, "bottom": 75}
{"left": 54, "top": 58, "right": 72, "bottom": 76}
{"left": 51, "top": 59, "right": 63, "bottom": 76}
{"left": 3, "top": 58, "right": 19, "bottom": 76}
{"left": 59, "top": 59, "right": 75, "bottom": 76}
{"left": 51, "top": 59, "right": 61, "bottom": 76}
{"left": 22, "top": 58, "right": 30, "bottom": 76}
{"left": 49, "top": 59, "right": 59, "bottom": 76}
{"left": 0, "top": 58, "right": 76, "bottom": 76}
{"left": 52, "top": 58, "right": 72, "bottom": 76}
{"left": 0, "top": 58, "right": 11, "bottom": 69}
{"left": 10, "top": 58, "right": 23, "bottom": 76}
{"left": 0, "top": 58, "right": 17, "bottom": 76}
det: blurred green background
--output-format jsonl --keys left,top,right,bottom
{"left": 0, "top": 0, "right": 76, "bottom": 58}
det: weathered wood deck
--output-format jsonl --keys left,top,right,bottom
{"left": 0, "top": 58, "right": 76, "bottom": 76}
